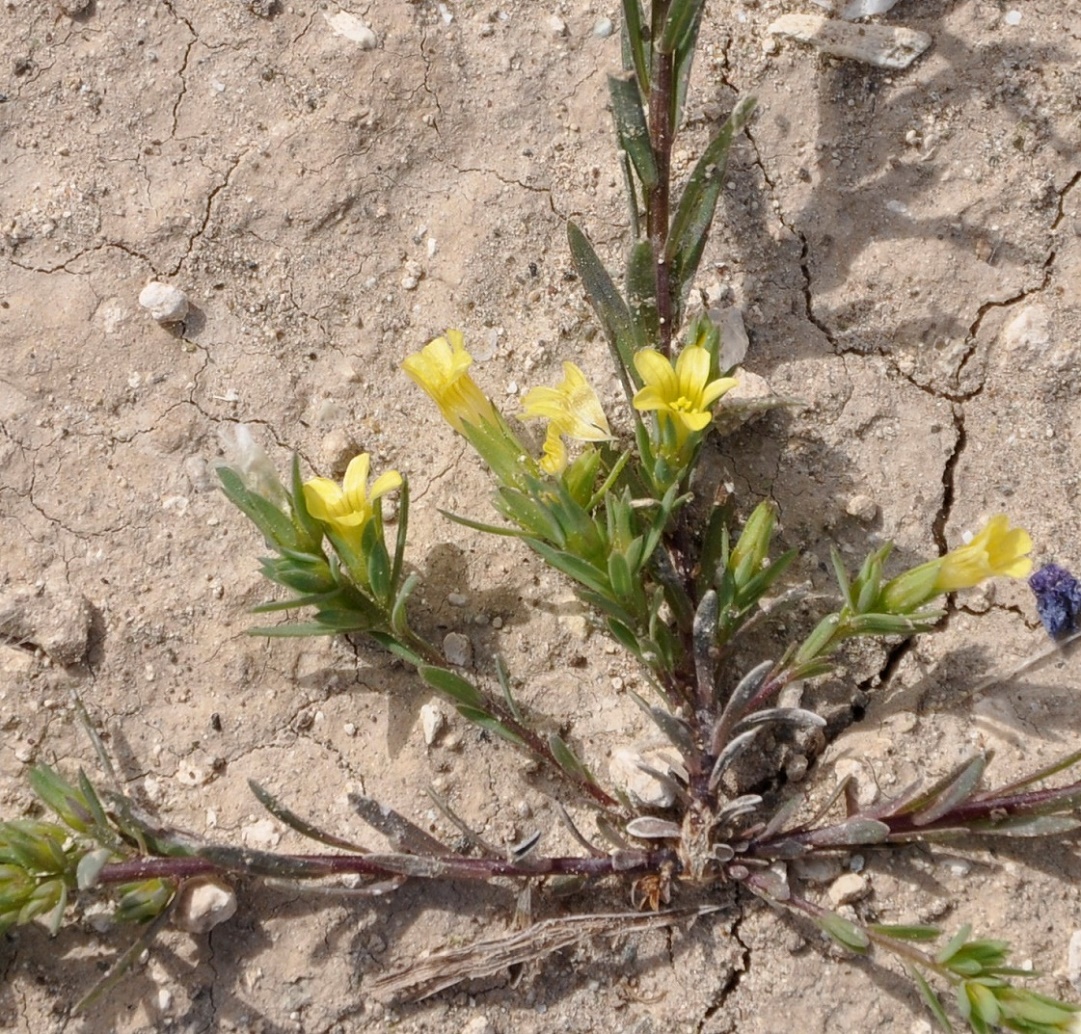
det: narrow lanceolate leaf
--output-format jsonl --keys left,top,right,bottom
{"left": 819, "top": 911, "right": 870, "bottom": 953}
{"left": 692, "top": 590, "right": 719, "bottom": 704}
{"left": 418, "top": 665, "right": 486, "bottom": 710}
{"left": 711, "top": 659, "right": 774, "bottom": 749}
{"left": 733, "top": 707, "right": 826, "bottom": 732}
{"left": 910, "top": 755, "right": 988, "bottom": 827}
{"left": 626, "top": 240, "right": 660, "bottom": 346}
{"left": 666, "top": 96, "right": 757, "bottom": 301}
{"left": 567, "top": 221, "right": 641, "bottom": 384}
{"left": 802, "top": 817, "right": 890, "bottom": 847}
{"left": 608, "top": 73, "right": 657, "bottom": 190}
{"left": 454, "top": 707, "right": 526, "bottom": 747}
{"left": 708, "top": 727, "right": 763, "bottom": 790}
{"left": 626, "top": 817, "right": 682, "bottom": 840}
{"left": 620, "top": 0, "right": 649, "bottom": 93}
{"left": 251, "top": 780, "right": 368, "bottom": 853}
{"left": 868, "top": 923, "right": 943, "bottom": 943}
{"left": 548, "top": 734, "right": 592, "bottom": 784}
{"left": 911, "top": 967, "right": 954, "bottom": 1033}
{"left": 657, "top": 0, "right": 709, "bottom": 54}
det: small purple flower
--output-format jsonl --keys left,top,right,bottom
{"left": 1028, "top": 563, "right": 1081, "bottom": 639}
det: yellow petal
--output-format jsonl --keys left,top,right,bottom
{"left": 342, "top": 453, "right": 372, "bottom": 499}
{"left": 634, "top": 349, "right": 678, "bottom": 398}
{"left": 369, "top": 469, "right": 403, "bottom": 500}
{"left": 700, "top": 376, "right": 739, "bottom": 408}
{"left": 675, "top": 346, "right": 711, "bottom": 401}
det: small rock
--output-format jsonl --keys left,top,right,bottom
{"left": 156, "top": 987, "right": 174, "bottom": 1013}
{"left": 592, "top": 16, "right": 613, "bottom": 38}
{"left": 420, "top": 703, "right": 445, "bottom": 746}
{"left": 610, "top": 746, "right": 681, "bottom": 808}
{"left": 240, "top": 818, "right": 280, "bottom": 850}
{"left": 320, "top": 428, "right": 359, "bottom": 475}
{"left": 547, "top": 15, "right": 567, "bottom": 37}
{"left": 173, "top": 878, "right": 238, "bottom": 933}
{"left": 183, "top": 455, "right": 214, "bottom": 492}
{"left": 1001, "top": 304, "right": 1051, "bottom": 356}
{"left": 846, "top": 493, "right": 879, "bottom": 522}
{"left": 1003, "top": 9, "right": 1022, "bottom": 26}
{"left": 792, "top": 855, "right": 844, "bottom": 884}
{"left": 834, "top": 758, "right": 878, "bottom": 806}
{"left": 712, "top": 370, "right": 777, "bottom": 434}
{"left": 175, "top": 761, "right": 210, "bottom": 787}
{"left": 828, "top": 872, "right": 870, "bottom": 906}
{"left": 715, "top": 306, "right": 749, "bottom": 371}
{"left": 767, "top": 14, "right": 931, "bottom": 69}
{"left": 443, "top": 632, "right": 473, "bottom": 668}
{"left": 461, "top": 1017, "right": 493, "bottom": 1034}
{"left": 325, "top": 10, "right": 377, "bottom": 48}
{"left": 0, "top": 586, "right": 91, "bottom": 666}
{"left": 57, "top": 0, "right": 93, "bottom": 14}
{"left": 447, "top": 592, "right": 468, "bottom": 607}
{"left": 138, "top": 281, "right": 190, "bottom": 324}
{"left": 1068, "top": 930, "right": 1081, "bottom": 994}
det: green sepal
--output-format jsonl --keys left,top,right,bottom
{"left": 289, "top": 454, "right": 324, "bottom": 551}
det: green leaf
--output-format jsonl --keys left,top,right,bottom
{"left": 935, "top": 925, "right": 973, "bottom": 966}
{"left": 910, "top": 755, "right": 988, "bottom": 827}
{"left": 454, "top": 706, "right": 526, "bottom": 747}
{"left": 248, "top": 780, "right": 367, "bottom": 852}
{"left": 528, "top": 540, "right": 612, "bottom": 598}
{"left": 607, "top": 549, "right": 635, "bottom": 604}
{"left": 803, "top": 817, "right": 891, "bottom": 847}
{"left": 439, "top": 508, "right": 526, "bottom": 538}
{"left": 911, "top": 967, "right": 954, "bottom": 1033}
{"left": 390, "top": 476, "right": 410, "bottom": 599}
{"left": 868, "top": 923, "right": 942, "bottom": 942}
{"left": 667, "top": 96, "right": 757, "bottom": 304}
{"left": 548, "top": 734, "right": 593, "bottom": 783}
{"left": 657, "top": 0, "right": 708, "bottom": 54}
{"left": 620, "top": 0, "right": 649, "bottom": 94}
{"left": 418, "top": 666, "right": 486, "bottom": 710}
{"left": 290, "top": 454, "right": 324, "bottom": 550}
{"left": 567, "top": 221, "right": 641, "bottom": 384}
{"left": 608, "top": 74, "right": 657, "bottom": 190}
{"left": 626, "top": 240, "right": 660, "bottom": 348}
{"left": 607, "top": 616, "right": 643, "bottom": 656}
{"left": 365, "top": 533, "right": 392, "bottom": 604}
{"left": 819, "top": 911, "right": 870, "bottom": 953}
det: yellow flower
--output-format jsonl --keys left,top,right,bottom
{"left": 934, "top": 514, "right": 1033, "bottom": 589}
{"left": 520, "top": 361, "right": 612, "bottom": 475}
{"left": 881, "top": 515, "right": 1032, "bottom": 613}
{"left": 632, "top": 345, "right": 737, "bottom": 444}
{"left": 402, "top": 330, "right": 499, "bottom": 435}
{"left": 302, "top": 454, "right": 402, "bottom": 553}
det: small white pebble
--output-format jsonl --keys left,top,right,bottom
{"left": 138, "top": 281, "right": 189, "bottom": 323}
{"left": 420, "top": 703, "right": 446, "bottom": 746}
{"left": 592, "top": 16, "right": 613, "bottom": 38}
{"left": 1004, "top": 9, "right": 1021, "bottom": 25}
{"left": 173, "top": 878, "right": 237, "bottom": 933}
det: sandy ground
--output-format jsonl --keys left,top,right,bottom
{"left": 2, "top": 1, "right": 1081, "bottom": 1031}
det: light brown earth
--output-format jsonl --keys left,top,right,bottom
{"left": 2, "top": 1, "right": 1080, "bottom": 1032}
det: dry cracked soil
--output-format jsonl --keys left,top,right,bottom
{"left": 2, "top": 1, "right": 1081, "bottom": 1032}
